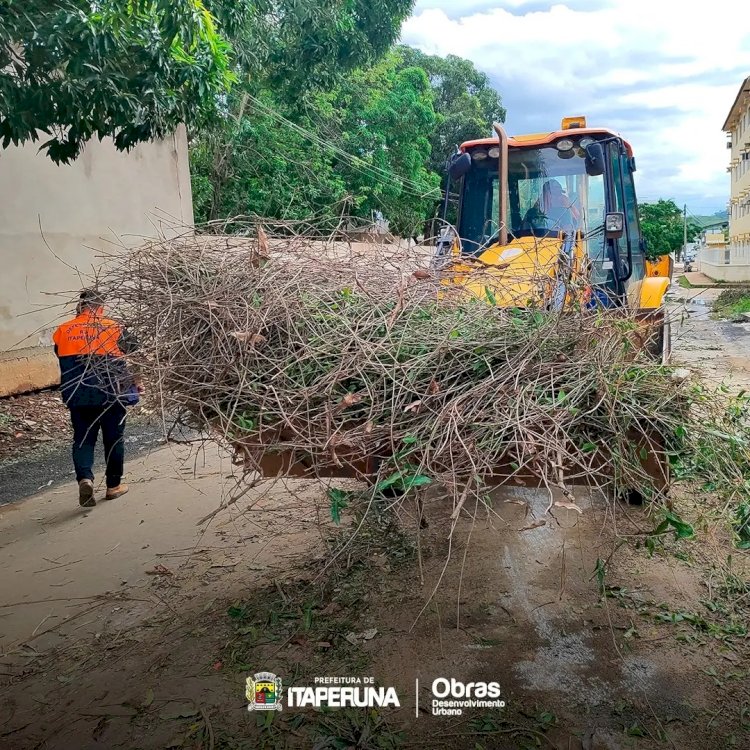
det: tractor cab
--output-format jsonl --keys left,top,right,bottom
{"left": 440, "top": 117, "right": 670, "bottom": 314}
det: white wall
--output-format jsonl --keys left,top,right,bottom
{"left": 698, "top": 245, "right": 750, "bottom": 282}
{"left": 0, "top": 127, "right": 193, "bottom": 394}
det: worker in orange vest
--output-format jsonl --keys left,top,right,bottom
{"left": 53, "top": 289, "right": 142, "bottom": 507}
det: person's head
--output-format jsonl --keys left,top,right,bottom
{"left": 542, "top": 180, "right": 565, "bottom": 209}
{"left": 76, "top": 288, "right": 105, "bottom": 315}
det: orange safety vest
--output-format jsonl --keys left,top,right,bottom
{"left": 53, "top": 308, "right": 131, "bottom": 407}
{"left": 53, "top": 307, "right": 124, "bottom": 357}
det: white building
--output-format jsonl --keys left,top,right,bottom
{"left": 714, "top": 75, "right": 750, "bottom": 281}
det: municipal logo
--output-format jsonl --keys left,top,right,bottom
{"left": 246, "top": 671, "right": 283, "bottom": 711}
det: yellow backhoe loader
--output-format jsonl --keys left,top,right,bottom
{"left": 437, "top": 116, "right": 672, "bottom": 361}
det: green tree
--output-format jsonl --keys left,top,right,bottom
{"left": 638, "top": 199, "right": 700, "bottom": 261}
{"left": 191, "top": 52, "right": 441, "bottom": 235}
{"left": 0, "top": 0, "right": 233, "bottom": 163}
{"left": 191, "top": 44, "right": 502, "bottom": 235}
{"left": 330, "top": 54, "right": 440, "bottom": 234}
{"left": 190, "top": 89, "right": 348, "bottom": 223}
{"left": 396, "top": 46, "right": 506, "bottom": 174}
{"left": 212, "top": 0, "right": 416, "bottom": 92}
{"left": 395, "top": 46, "right": 504, "bottom": 233}
{"left": 190, "top": 0, "right": 417, "bottom": 222}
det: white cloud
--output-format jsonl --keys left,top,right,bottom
{"left": 404, "top": 0, "right": 750, "bottom": 213}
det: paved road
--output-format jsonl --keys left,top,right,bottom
{"left": 0, "top": 418, "right": 168, "bottom": 506}
{"left": 671, "top": 292, "right": 750, "bottom": 389}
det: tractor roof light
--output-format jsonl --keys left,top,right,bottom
{"left": 556, "top": 139, "right": 574, "bottom": 152}
{"left": 471, "top": 149, "right": 488, "bottom": 161}
{"left": 579, "top": 136, "right": 595, "bottom": 148}
{"left": 561, "top": 116, "right": 587, "bottom": 130}
{"left": 487, "top": 146, "right": 500, "bottom": 158}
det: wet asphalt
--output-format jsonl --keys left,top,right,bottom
{"left": 0, "top": 418, "right": 168, "bottom": 507}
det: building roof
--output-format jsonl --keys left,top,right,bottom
{"left": 722, "top": 75, "right": 750, "bottom": 132}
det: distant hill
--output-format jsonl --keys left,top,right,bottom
{"left": 692, "top": 212, "right": 728, "bottom": 229}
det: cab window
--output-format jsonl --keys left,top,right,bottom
{"left": 621, "top": 157, "right": 645, "bottom": 281}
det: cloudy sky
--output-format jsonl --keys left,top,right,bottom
{"left": 402, "top": 0, "right": 750, "bottom": 216}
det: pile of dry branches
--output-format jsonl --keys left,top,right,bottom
{"left": 96, "top": 226, "right": 689, "bottom": 510}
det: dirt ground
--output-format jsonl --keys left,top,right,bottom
{"left": 0, "top": 391, "right": 71, "bottom": 463}
{"left": 2, "top": 288, "right": 750, "bottom": 750}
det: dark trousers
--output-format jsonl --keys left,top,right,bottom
{"left": 69, "top": 403, "right": 127, "bottom": 489}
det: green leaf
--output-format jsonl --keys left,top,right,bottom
{"left": 400, "top": 474, "right": 432, "bottom": 490}
{"left": 376, "top": 469, "right": 431, "bottom": 493}
{"left": 593, "top": 557, "right": 606, "bottom": 595}
{"left": 227, "top": 605, "right": 246, "bottom": 619}
{"left": 625, "top": 722, "right": 647, "bottom": 737}
{"left": 375, "top": 472, "right": 402, "bottom": 492}
{"left": 484, "top": 286, "right": 497, "bottom": 305}
{"left": 665, "top": 512, "right": 695, "bottom": 539}
{"left": 328, "top": 488, "right": 349, "bottom": 525}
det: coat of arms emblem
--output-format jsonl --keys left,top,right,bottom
{"left": 246, "top": 671, "right": 283, "bottom": 711}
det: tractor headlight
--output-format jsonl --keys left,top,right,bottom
{"left": 472, "top": 150, "right": 488, "bottom": 161}
{"left": 488, "top": 146, "right": 500, "bottom": 158}
{"left": 556, "top": 139, "right": 574, "bottom": 151}
{"left": 579, "top": 136, "right": 595, "bottom": 149}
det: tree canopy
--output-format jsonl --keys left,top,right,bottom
{"left": 0, "top": 0, "right": 415, "bottom": 163}
{"left": 638, "top": 199, "right": 700, "bottom": 260}
{"left": 190, "top": 50, "right": 443, "bottom": 235}
{"left": 0, "top": 0, "right": 234, "bottom": 163}
{"left": 396, "top": 46, "right": 506, "bottom": 174}
{"left": 189, "top": 46, "right": 503, "bottom": 236}
{"left": 1, "top": 0, "right": 505, "bottom": 236}
{"left": 212, "top": 0, "right": 415, "bottom": 91}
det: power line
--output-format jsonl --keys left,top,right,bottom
{"left": 243, "top": 93, "right": 442, "bottom": 204}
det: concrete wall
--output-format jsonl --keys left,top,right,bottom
{"left": 698, "top": 245, "right": 750, "bottom": 282}
{"left": 0, "top": 127, "right": 193, "bottom": 396}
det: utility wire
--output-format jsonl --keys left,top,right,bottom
{"left": 242, "top": 93, "right": 442, "bottom": 203}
